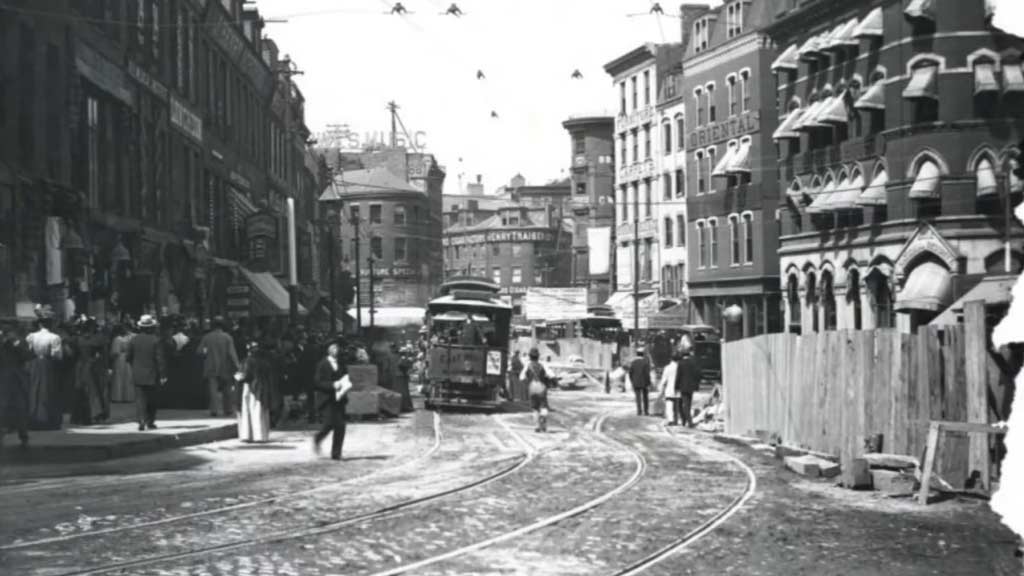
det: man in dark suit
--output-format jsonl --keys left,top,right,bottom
{"left": 126, "top": 315, "right": 166, "bottom": 431}
{"left": 313, "top": 339, "right": 351, "bottom": 460}
{"left": 675, "top": 341, "right": 701, "bottom": 427}
{"left": 198, "top": 316, "right": 240, "bottom": 417}
{"left": 629, "top": 346, "right": 651, "bottom": 416}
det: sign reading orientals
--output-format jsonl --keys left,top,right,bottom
{"left": 687, "top": 110, "right": 760, "bottom": 149}
{"left": 170, "top": 97, "right": 203, "bottom": 143}
{"left": 523, "top": 287, "right": 588, "bottom": 321}
{"left": 446, "top": 229, "right": 554, "bottom": 246}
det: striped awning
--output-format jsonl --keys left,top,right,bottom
{"left": 903, "top": 65, "right": 938, "bottom": 100}
{"left": 824, "top": 19, "right": 859, "bottom": 51}
{"left": 975, "top": 62, "right": 999, "bottom": 95}
{"left": 797, "top": 35, "right": 825, "bottom": 61}
{"left": 905, "top": 0, "right": 935, "bottom": 21}
{"left": 773, "top": 108, "right": 805, "bottom": 140}
{"left": 853, "top": 7, "right": 883, "bottom": 38}
{"left": 854, "top": 82, "right": 885, "bottom": 110}
{"left": 828, "top": 172, "right": 866, "bottom": 211}
{"left": 857, "top": 169, "right": 889, "bottom": 206}
{"left": 795, "top": 100, "right": 829, "bottom": 131}
{"left": 818, "top": 92, "right": 850, "bottom": 124}
{"left": 1003, "top": 63, "right": 1024, "bottom": 94}
{"left": 771, "top": 44, "right": 800, "bottom": 71}
{"left": 806, "top": 178, "right": 838, "bottom": 214}
{"left": 727, "top": 141, "right": 752, "bottom": 174}
{"left": 976, "top": 158, "right": 998, "bottom": 197}
{"left": 712, "top": 145, "right": 738, "bottom": 178}
{"left": 229, "top": 189, "right": 259, "bottom": 229}
{"left": 909, "top": 160, "right": 941, "bottom": 199}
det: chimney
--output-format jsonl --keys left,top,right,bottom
{"left": 679, "top": 3, "right": 711, "bottom": 51}
{"left": 476, "top": 174, "right": 482, "bottom": 184}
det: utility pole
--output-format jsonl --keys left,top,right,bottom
{"left": 368, "top": 255, "right": 376, "bottom": 331}
{"left": 327, "top": 216, "right": 336, "bottom": 334}
{"left": 633, "top": 189, "right": 640, "bottom": 340}
{"left": 352, "top": 214, "right": 362, "bottom": 332}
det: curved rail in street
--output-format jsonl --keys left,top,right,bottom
{"left": 366, "top": 409, "right": 649, "bottom": 576}
{"left": 1, "top": 411, "right": 446, "bottom": 552}
{"left": 47, "top": 410, "right": 557, "bottom": 576}
{"left": 607, "top": 423, "right": 758, "bottom": 576}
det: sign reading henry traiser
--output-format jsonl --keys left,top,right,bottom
{"left": 523, "top": 287, "right": 588, "bottom": 321}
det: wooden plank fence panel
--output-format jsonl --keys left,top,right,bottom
{"left": 964, "top": 301, "right": 991, "bottom": 491}
{"left": 939, "top": 325, "right": 969, "bottom": 488}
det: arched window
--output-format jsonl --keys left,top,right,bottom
{"left": 866, "top": 268, "right": 894, "bottom": 329}
{"left": 694, "top": 88, "right": 705, "bottom": 125}
{"left": 706, "top": 146, "right": 717, "bottom": 193}
{"left": 662, "top": 120, "right": 672, "bottom": 156}
{"left": 847, "top": 268, "right": 863, "bottom": 330}
{"left": 821, "top": 269, "right": 837, "bottom": 331}
{"left": 676, "top": 263, "right": 686, "bottom": 296}
{"left": 695, "top": 150, "right": 706, "bottom": 193}
{"left": 728, "top": 214, "right": 740, "bottom": 265}
{"left": 909, "top": 152, "right": 945, "bottom": 218}
{"left": 806, "top": 271, "right": 819, "bottom": 332}
{"left": 975, "top": 152, "right": 1000, "bottom": 214}
{"left": 787, "top": 274, "right": 801, "bottom": 334}
{"left": 742, "top": 212, "right": 754, "bottom": 264}
{"left": 727, "top": 74, "right": 738, "bottom": 116}
{"left": 696, "top": 220, "right": 708, "bottom": 268}
{"left": 740, "top": 69, "right": 751, "bottom": 112}
{"left": 664, "top": 216, "right": 674, "bottom": 247}
{"left": 708, "top": 217, "right": 719, "bottom": 267}
{"left": 675, "top": 114, "right": 686, "bottom": 150}
{"left": 706, "top": 82, "right": 717, "bottom": 123}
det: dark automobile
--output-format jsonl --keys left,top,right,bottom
{"left": 677, "top": 325, "right": 721, "bottom": 384}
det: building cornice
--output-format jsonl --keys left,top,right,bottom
{"left": 604, "top": 43, "right": 658, "bottom": 78}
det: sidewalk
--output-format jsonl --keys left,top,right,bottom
{"left": 0, "top": 403, "right": 237, "bottom": 464}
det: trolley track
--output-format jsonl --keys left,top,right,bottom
{"left": 0, "top": 411, "right": 445, "bottom": 552}
{"left": 5, "top": 410, "right": 580, "bottom": 576}
{"left": 607, "top": 423, "right": 757, "bottom": 576}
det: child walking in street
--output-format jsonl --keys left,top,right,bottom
{"left": 520, "top": 348, "right": 551, "bottom": 433}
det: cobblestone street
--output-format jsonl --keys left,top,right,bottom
{"left": 0, "top": 391, "right": 1018, "bottom": 576}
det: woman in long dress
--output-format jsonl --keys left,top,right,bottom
{"left": 25, "top": 307, "right": 64, "bottom": 430}
{"left": 109, "top": 323, "right": 135, "bottom": 403}
{"left": 237, "top": 339, "right": 273, "bottom": 443}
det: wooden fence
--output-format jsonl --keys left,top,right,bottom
{"left": 722, "top": 305, "right": 1012, "bottom": 488}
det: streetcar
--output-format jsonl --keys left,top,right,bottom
{"left": 423, "top": 277, "right": 512, "bottom": 410}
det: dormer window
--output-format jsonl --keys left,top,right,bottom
{"left": 726, "top": 1, "right": 744, "bottom": 38}
{"left": 694, "top": 18, "right": 710, "bottom": 53}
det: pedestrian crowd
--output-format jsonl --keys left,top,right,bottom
{"left": 604, "top": 339, "right": 701, "bottom": 427}
{"left": 0, "top": 304, "right": 375, "bottom": 454}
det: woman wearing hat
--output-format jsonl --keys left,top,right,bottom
{"left": 236, "top": 338, "right": 274, "bottom": 443}
{"left": 25, "top": 305, "right": 64, "bottom": 430}
{"left": 109, "top": 322, "right": 136, "bottom": 404}
{"left": 519, "top": 348, "right": 552, "bottom": 433}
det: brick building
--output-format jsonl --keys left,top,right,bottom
{"left": 562, "top": 114, "right": 616, "bottom": 307}
{"left": 0, "top": 0, "right": 326, "bottom": 325}
{"left": 681, "top": 1, "right": 784, "bottom": 340}
{"left": 769, "top": 0, "right": 1024, "bottom": 334}
{"left": 319, "top": 148, "right": 445, "bottom": 320}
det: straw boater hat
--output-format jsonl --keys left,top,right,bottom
{"left": 137, "top": 314, "right": 158, "bottom": 329}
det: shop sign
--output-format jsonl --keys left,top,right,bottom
{"left": 75, "top": 43, "right": 133, "bottom": 106}
{"left": 615, "top": 105, "right": 654, "bottom": 132}
{"left": 446, "top": 229, "right": 554, "bottom": 246}
{"left": 246, "top": 213, "right": 277, "bottom": 264}
{"left": 358, "top": 265, "right": 418, "bottom": 278}
{"left": 127, "top": 60, "right": 168, "bottom": 101}
{"left": 170, "top": 96, "right": 203, "bottom": 143}
{"left": 686, "top": 110, "right": 760, "bottom": 149}
{"left": 617, "top": 158, "right": 655, "bottom": 182}
{"left": 616, "top": 219, "right": 656, "bottom": 242}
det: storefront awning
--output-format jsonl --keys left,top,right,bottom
{"left": 930, "top": 275, "right": 1017, "bottom": 326}
{"left": 349, "top": 306, "right": 425, "bottom": 328}
{"left": 1003, "top": 64, "right": 1024, "bottom": 94}
{"left": 903, "top": 65, "right": 938, "bottom": 100}
{"left": 239, "top": 268, "right": 308, "bottom": 317}
{"left": 771, "top": 44, "right": 799, "bottom": 71}
{"left": 904, "top": 0, "right": 935, "bottom": 21}
{"left": 825, "top": 18, "right": 860, "bottom": 50}
{"left": 854, "top": 82, "right": 885, "bottom": 110}
{"left": 853, "top": 7, "right": 883, "bottom": 38}
{"left": 857, "top": 169, "right": 889, "bottom": 206}
{"left": 895, "top": 261, "right": 952, "bottom": 312}
{"left": 975, "top": 62, "right": 999, "bottom": 95}
{"left": 909, "top": 160, "right": 941, "bottom": 199}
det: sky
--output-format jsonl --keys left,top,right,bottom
{"left": 255, "top": 0, "right": 704, "bottom": 195}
